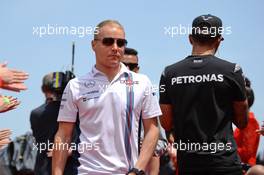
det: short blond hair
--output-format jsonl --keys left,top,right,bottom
{"left": 94, "top": 20, "right": 124, "bottom": 39}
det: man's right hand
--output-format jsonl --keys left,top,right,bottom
{"left": 256, "top": 121, "right": 264, "bottom": 136}
{"left": 0, "top": 129, "right": 12, "bottom": 149}
{"left": 0, "top": 63, "right": 29, "bottom": 92}
{"left": 0, "top": 96, "right": 20, "bottom": 113}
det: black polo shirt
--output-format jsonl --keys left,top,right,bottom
{"left": 159, "top": 55, "right": 246, "bottom": 173}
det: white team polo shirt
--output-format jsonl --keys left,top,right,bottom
{"left": 58, "top": 63, "right": 162, "bottom": 175}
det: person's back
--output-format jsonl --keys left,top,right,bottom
{"left": 30, "top": 101, "right": 60, "bottom": 144}
{"left": 164, "top": 55, "right": 244, "bottom": 172}
{"left": 159, "top": 14, "right": 248, "bottom": 175}
{"left": 30, "top": 72, "right": 76, "bottom": 175}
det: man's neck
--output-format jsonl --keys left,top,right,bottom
{"left": 95, "top": 64, "right": 121, "bottom": 82}
{"left": 45, "top": 92, "right": 59, "bottom": 103}
{"left": 191, "top": 47, "right": 216, "bottom": 56}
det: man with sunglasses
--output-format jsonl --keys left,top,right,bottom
{"left": 122, "top": 48, "right": 140, "bottom": 73}
{"left": 122, "top": 47, "right": 168, "bottom": 175}
{"left": 52, "top": 20, "right": 161, "bottom": 175}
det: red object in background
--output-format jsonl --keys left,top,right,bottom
{"left": 0, "top": 77, "right": 3, "bottom": 87}
{"left": 234, "top": 112, "right": 260, "bottom": 165}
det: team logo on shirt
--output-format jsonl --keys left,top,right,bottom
{"left": 82, "top": 90, "right": 100, "bottom": 102}
{"left": 120, "top": 79, "right": 139, "bottom": 86}
{"left": 171, "top": 74, "right": 224, "bottom": 85}
{"left": 84, "top": 80, "right": 96, "bottom": 88}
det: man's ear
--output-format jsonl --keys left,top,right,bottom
{"left": 91, "top": 40, "right": 96, "bottom": 51}
{"left": 189, "top": 35, "right": 193, "bottom": 45}
{"left": 214, "top": 38, "right": 221, "bottom": 49}
{"left": 218, "top": 36, "right": 223, "bottom": 42}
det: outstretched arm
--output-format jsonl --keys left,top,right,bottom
{"left": 0, "top": 63, "right": 28, "bottom": 92}
{"left": 0, "top": 95, "right": 20, "bottom": 113}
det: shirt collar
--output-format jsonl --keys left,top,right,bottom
{"left": 91, "top": 63, "right": 130, "bottom": 79}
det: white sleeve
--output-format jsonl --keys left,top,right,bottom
{"left": 141, "top": 76, "right": 162, "bottom": 119}
{"left": 57, "top": 81, "right": 78, "bottom": 122}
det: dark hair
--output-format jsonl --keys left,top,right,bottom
{"left": 245, "top": 77, "right": 251, "bottom": 87}
{"left": 245, "top": 77, "right": 255, "bottom": 108}
{"left": 124, "top": 47, "right": 138, "bottom": 56}
{"left": 191, "top": 14, "right": 223, "bottom": 45}
{"left": 191, "top": 34, "right": 221, "bottom": 45}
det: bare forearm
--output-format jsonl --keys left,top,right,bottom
{"left": 160, "top": 104, "right": 173, "bottom": 131}
{"left": 135, "top": 125, "right": 159, "bottom": 170}
{"left": 52, "top": 133, "right": 72, "bottom": 175}
{"left": 233, "top": 100, "right": 248, "bottom": 129}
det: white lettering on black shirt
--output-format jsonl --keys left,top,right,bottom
{"left": 171, "top": 74, "right": 224, "bottom": 85}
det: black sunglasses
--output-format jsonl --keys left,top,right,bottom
{"left": 95, "top": 37, "right": 127, "bottom": 48}
{"left": 123, "top": 62, "right": 139, "bottom": 70}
